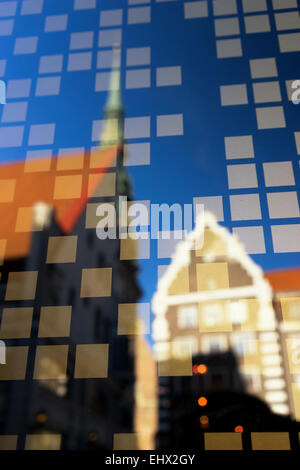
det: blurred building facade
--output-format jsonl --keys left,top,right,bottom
{"left": 153, "top": 212, "right": 298, "bottom": 444}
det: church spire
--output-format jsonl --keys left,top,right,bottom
{"left": 99, "top": 46, "right": 124, "bottom": 147}
{"left": 99, "top": 46, "right": 132, "bottom": 200}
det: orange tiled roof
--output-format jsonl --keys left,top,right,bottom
{"left": 265, "top": 267, "right": 300, "bottom": 292}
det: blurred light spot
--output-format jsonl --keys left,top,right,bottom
{"left": 198, "top": 364, "right": 207, "bottom": 374}
{"left": 234, "top": 425, "right": 244, "bottom": 433}
{"left": 197, "top": 396, "right": 207, "bottom": 407}
{"left": 200, "top": 415, "right": 209, "bottom": 429}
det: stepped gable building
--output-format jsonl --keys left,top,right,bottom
{"left": 152, "top": 211, "right": 298, "bottom": 442}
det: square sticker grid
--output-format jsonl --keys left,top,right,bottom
{"left": 184, "top": 1, "right": 208, "bottom": 19}
{"left": 0, "top": 0, "right": 300, "bottom": 452}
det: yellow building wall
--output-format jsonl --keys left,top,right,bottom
{"left": 134, "top": 334, "right": 157, "bottom": 450}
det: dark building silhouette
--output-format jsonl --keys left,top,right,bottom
{"left": 0, "top": 63, "right": 142, "bottom": 450}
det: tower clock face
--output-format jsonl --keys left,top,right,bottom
{"left": 0, "top": 0, "right": 299, "bottom": 453}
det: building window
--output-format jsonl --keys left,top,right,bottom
{"left": 231, "top": 332, "right": 256, "bottom": 357}
{"left": 68, "top": 287, "right": 76, "bottom": 306}
{"left": 228, "top": 301, "right": 248, "bottom": 324}
{"left": 244, "top": 367, "right": 261, "bottom": 392}
{"left": 202, "top": 303, "right": 223, "bottom": 327}
{"left": 201, "top": 334, "right": 228, "bottom": 354}
{"left": 177, "top": 305, "right": 198, "bottom": 328}
{"left": 172, "top": 336, "right": 198, "bottom": 359}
